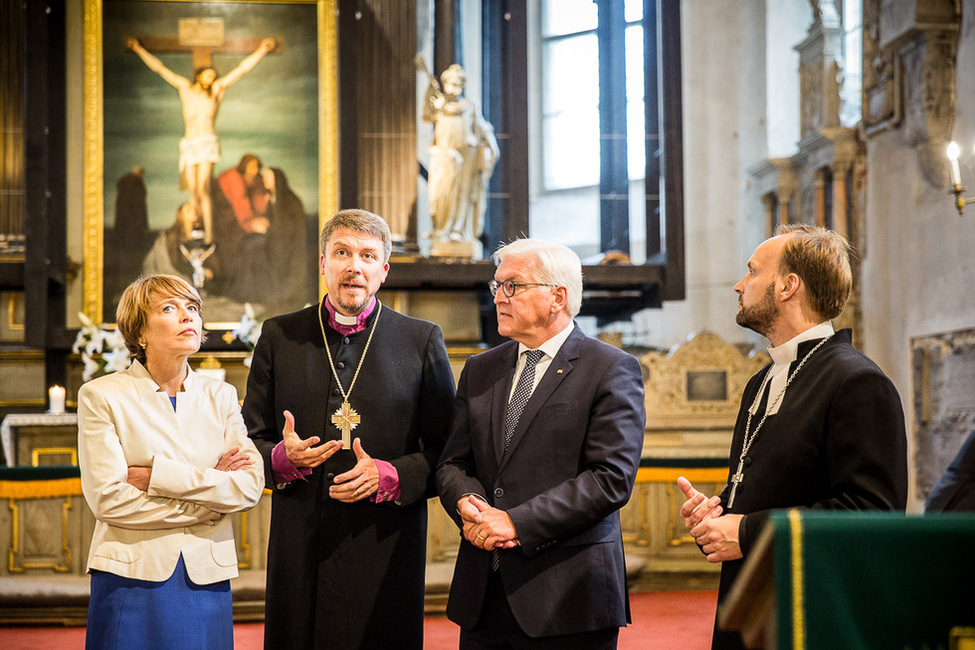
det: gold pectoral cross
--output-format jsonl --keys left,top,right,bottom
{"left": 331, "top": 401, "right": 360, "bottom": 447}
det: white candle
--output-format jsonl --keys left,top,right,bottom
{"left": 947, "top": 141, "right": 962, "bottom": 187}
{"left": 48, "top": 385, "right": 66, "bottom": 415}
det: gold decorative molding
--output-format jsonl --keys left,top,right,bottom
{"left": 318, "top": 0, "right": 338, "bottom": 300}
{"left": 641, "top": 331, "right": 769, "bottom": 430}
{"left": 8, "top": 497, "right": 72, "bottom": 573}
{"left": 236, "top": 510, "right": 251, "bottom": 569}
{"left": 6, "top": 292, "right": 24, "bottom": 331}
{"left": 83, "top": 0, "right": 105, "bottom": 323}
{"left": 31, "top": 447, "right": 79, "bottom": 467}
{"left": 198, "top": 355, "right": 223, "bottom": 370}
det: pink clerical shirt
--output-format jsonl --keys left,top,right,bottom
{"left": 269, "top": 297, "right": 401, "bottom": 502}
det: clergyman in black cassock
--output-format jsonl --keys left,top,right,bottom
{"left": 678, "top": 225, "right": 907, "bottom": 650}
{"left": 244, "top": 210, "right": 455, "bottom": 649}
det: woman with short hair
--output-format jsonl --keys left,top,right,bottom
{"left": 78, "top": 274, "right": 264, "bottom": 649}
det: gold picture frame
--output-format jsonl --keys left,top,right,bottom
{"left": 82, "top": 0, "right": 337, "bottom": 326}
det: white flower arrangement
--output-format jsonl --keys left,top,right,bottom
{"left": 231, "top": 303, "right": 264, "bottom": 367}
{"left": 72, "top": 312, "right": 132, "bottom": 381}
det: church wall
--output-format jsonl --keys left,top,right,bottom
{"left": 638, "top": 0, "right": 974, "bottom": 512}
{"left": 860, "top": 0, "right": 975, "bottom": 510}
{"left": 764, "top": 0, "right": 808, "bottom": 158}
{"left": 629, "top": 0, "right": 767, "bottom": 351}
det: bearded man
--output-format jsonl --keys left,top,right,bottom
{"left": 243, "top": 209, "right": 456, "bottom": 649}
{"left": 677, "top": 225, "right": 908, "bottom": 650}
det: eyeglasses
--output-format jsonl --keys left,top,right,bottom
{"left": 488, "top": 279, "right": 559, "bottom": 298}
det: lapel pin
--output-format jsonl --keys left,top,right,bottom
{"left": 556, "top": 369, "right": 563, "bottom": 374}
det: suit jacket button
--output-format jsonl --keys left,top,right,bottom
{"left": 326, "top": 472, "right": 335, "bottom": 481}
{"left": 494, "top": 487, "right": 504, "bottom": 498}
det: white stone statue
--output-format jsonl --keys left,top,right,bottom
{"left": 417, "top": 57, "right": 499, "bottom": 257}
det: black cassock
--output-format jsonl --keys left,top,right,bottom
{"left": 244, "top": 303, "right": 455, "bottom": 649}
{"left": 710, "top": 329, "right": 908, "bottom": 650}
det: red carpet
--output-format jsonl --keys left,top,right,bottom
{"left": 0, "top": 590, "right": 717, "bottom": 649}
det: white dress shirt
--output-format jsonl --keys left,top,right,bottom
{"left": 508, "top": 321, "right": 575, "bottom": 401}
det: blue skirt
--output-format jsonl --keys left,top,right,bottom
{"left": 86, "top": 554, "right": 233, "bottom": 650}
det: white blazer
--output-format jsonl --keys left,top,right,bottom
{"left": 78, "top": 360, "right": 264, "bottom": 584}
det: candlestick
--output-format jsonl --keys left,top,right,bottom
{"left": 48, "top": 385, "right": 66, "bottom": 415}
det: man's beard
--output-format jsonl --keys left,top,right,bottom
{"left": 736, "top": 282, "right": 777, "bottom": 337}
{"left": 331, "top": 281, "right": 372, "bottom": 315}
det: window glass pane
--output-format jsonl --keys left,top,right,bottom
{"left": 627, "top": 99, "right": 645, "bottom": 180}
{"left": 625, "top": 25, "right": 644, "bottom": 102}
{"left": 625, "top": 25, "right": 645, "bottom": 180}
{"left": 629, "top": 178, "right": 647, "bottom": 263}
{"left": 624, "top": 0, "right": 644, "bottom": 23}
{"left": 542, "top": 0, "right": 598, "bottom": 37}
{"left": 543, "top": 108, "right": 600, "bottom": 189}
{"left": 840, "top": 0, "right": 862, "bottom": 127}
{"left": 543, "top": 34, "right": 599, "bottom": 114}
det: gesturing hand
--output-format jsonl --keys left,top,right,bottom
{"left": 283, "top": 409, "right": 342, "bottom": 468}
{"left": 329, "top": 438, "right": 379, "bottom": 503}
{"left": 677, "top": 476, "right": 743, "bottom": 563}
{"left": 677, "top": 475, "right": 722, "bottom": 531}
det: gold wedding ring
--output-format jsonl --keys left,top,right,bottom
{"left": 476, "top": 534, "right": 485, "bottom": 541}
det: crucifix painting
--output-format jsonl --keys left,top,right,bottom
{"left": 127, "top": 30, "right": 279, "bottom": 245}
{"left": 99, "top": 0, "right": 321, "bottom": 324}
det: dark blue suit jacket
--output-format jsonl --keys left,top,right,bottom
{"left": 436, "top": 324, "right": 645, "bottom": 638}
{"left": 926, "top": 429, "right": 975, "bottom": 512}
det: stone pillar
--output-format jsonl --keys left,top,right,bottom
{"left": 761, "top": 193, "right": 776, "bottom": 238}
{"left": 813, "top": 168, "right": 829, "bottom": 228}
{"left": 771, "top": 158, "right": 797, "bottom": 226}
{"left": 822, "top": 126, "right": 858, "bottom": 238}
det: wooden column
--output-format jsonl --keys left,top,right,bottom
{"left": 433, "top": 0, "right": 458, "bottom": 77}
{"left": 341, "top": 0, "right": 419, "bottom": 251}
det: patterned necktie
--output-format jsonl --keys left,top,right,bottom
{"left": 495, "top": 349, "right": 545, "bottom": 571}
{"left": 504, "top": 349, "right": 545, "bottom": 451}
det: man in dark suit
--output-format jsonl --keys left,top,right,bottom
{"left": 244, "top": 209, "right": 456, "bottom": 649}
{"left": 677, "top": 225, "right": 907, "bottom": 650}
{"left": 926, "top": 429, "right": 975, "bottom": 512}
{"left": 437, "top": 238, "right": 646, "bottom": 649}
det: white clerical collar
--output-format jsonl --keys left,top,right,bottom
{"left": 518, "top": 321, "right": 575, "bottom": 360}
{"left": 767, "top": 322, "right": 834, "bottom": 367}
